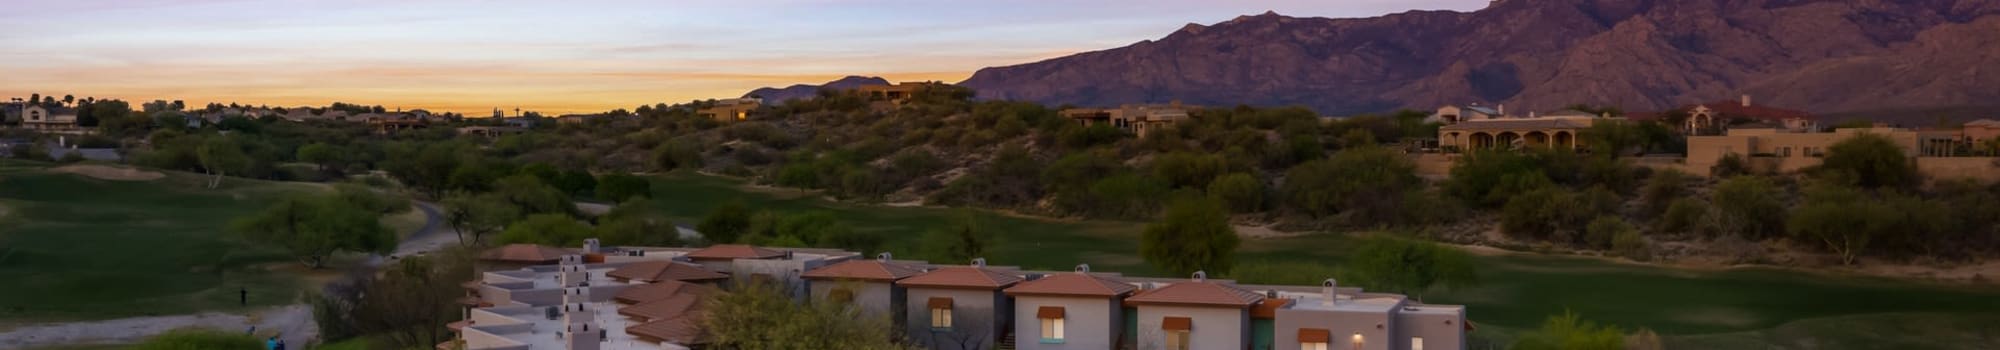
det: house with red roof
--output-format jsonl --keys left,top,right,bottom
{"left": 1003, "top": 264, "right": 1137, "bottom": 350}
{"left": 1124, "top": 271, "right": 1265, "bottom": 350}
{"left": 802, "top": 252, "right": 927, "bottom": 321}
{"left": 897, "top": 258, "right": 1025, "bottom": 350}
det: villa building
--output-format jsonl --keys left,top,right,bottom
{"left": 19, "top": 105, "right": 89, "bottom": 134}
{"left": 460, "top": 242, "right": 1470, "bottom": 350}
{"left": 1432, "top": 104, "right": 1614, "bottom": 152}
{"left": 696, "top": 98, "right": 761, "bottom": 122}
{"left": 856, "top": 82, "right": 931, "bottom": 103}
{"left": 1685, "top": 126, "right": 1964, "bottom": 174}
{"left": 1060, "top": 103, "right": 1191, "bottom": 137}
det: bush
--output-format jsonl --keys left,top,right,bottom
{"left": 1640, "top": 169, "right": 1689, "bottom": 214}
{"left": 1712, "top": 176, "right": 1786, "bottom": 240}
{"left": 1655, "top": 198, "right": 1709, "bottom": 235}
{"left": 1585, "top": 216, "right": 1635, "bottom": 250}
{"left": 1818, "top": 133, "right": 1916, "bottom": 189}
{"left": 1150, "top": 152, "right": 1229, "bottom": 189}
{"left": 595, "top": 173, "right": 652, "bottom": 201}
{"left": 1612, "top": 229, "right": 1651, "bottom": 261}
{"left": 1207, "top": 173, "right": 1265, "bottom": 213}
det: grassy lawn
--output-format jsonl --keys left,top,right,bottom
{"left": 0, "top": 161, "right": 327, "bottom": 322}
{"left": 645, "top": 172, "right": 2000, "bottom": 349}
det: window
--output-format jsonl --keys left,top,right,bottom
{"left": 1351, "top": 333, "right": 1365, "bottom": 350}
{"left": 1165, "top": 330, "right": 1190, "bottom": 350}
{"left": 1299, "top": 328, "right": 1330, "bottom": 350}
{"left": 1037, "top": 306, "right": 1065, "bottom": 343}
{"left": 827, "top": 288, "right": 854, "bottom": 304}
{"left": 926, "top": 297, "right": 952, "bottom": 329}
{"left": 1412, "top": 337, "right": 1425, "bottom": 350}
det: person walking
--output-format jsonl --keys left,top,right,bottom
{"left": 265, "top": 336, "right": 278, "bottom": 350}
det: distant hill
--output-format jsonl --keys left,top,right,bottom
{"left": 958, "top": 0, "right": 2000, "bottom": 116}
{"left": 743, "top": 76, "right": 890, "bottom": 104}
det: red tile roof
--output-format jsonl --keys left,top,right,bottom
{"left": 618, "top": 293, "right": 705, "bottom": 321}
{"left": 895, "top": 267, "right": 1023, "bottom": 290}
{"left": 478, "top": 244, "right": 571, "bottom": 263}
{"left": 801, "top": 259, "right": 924, "bottom": 282}
{"left": 1251, "top": 297, "right": 1293, "bottom": 319}
{"left": 685, "top": 244, "right": 785, "bottom": 260}
{"left": 1004, "top": 273, "right": 1137, "bottom": 298}
{"left": 614, "top": 280, "right": 718, "bottom": 304}
{"left": 1124, "top": 281, "right": 1263, "bottom": 308}
{"left": 607, "top": 261, "right": 730, "bottom": 283}
{"left": 626, "top": 312, "right": 707, "bottom": 345}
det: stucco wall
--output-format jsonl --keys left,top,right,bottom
{"left": 906, "top": 288, "right": 1007, "bottom": 350}
{"left": 1013, "top": 295, "right": 1121, "bottom": 350}
{"left": 1134, "top": 305, "right": 1248, "bottom": 350}
{"left": 1273, "top": 307, "right": 1393, "bottom": 350}
{"left": 1395, "top": 310, "right": 1467, "bottom": 350}
{"left": 1919, "top": 157, "right": 2000, "bottom": 182}
{"left": 810, "top": 280, "right": 901, "bottom": 320}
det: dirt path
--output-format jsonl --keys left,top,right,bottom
{"left": 0, "top": 304, "right": 314, "bottom": 350}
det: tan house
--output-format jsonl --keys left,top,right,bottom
{"left": 1427, "top": 105, "right": 1508, "bottom": 124}
{"left": 697, "top": 98, "right": 762, "bottom": 122}
{"left": 20, "top": 105, "right": 88, "bottom": 134}
{"left": 1964, "top": 119, "right": 2000, "bottom": 151}
{"left": 856, "top": 82, "right": 931, "bottom": 102}
{"left": 897, "top": 259, "right": 1024, "bottom": 350}
{"left": 1124, "top": 272, "right": 1263, "bottom": 350}
{"left": 1061, "top": 103, "right": 1191, "bottom": 137}
{"left": 1436, "top": 117, "right": 1601, "bottom": 152}
{"left": 1686, "top": 127, "right": 1962, "bottom": 175}
{"left": 1003, "top": 264, "right": 1136, "bottom": 350}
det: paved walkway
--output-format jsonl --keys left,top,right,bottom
{"left": 1, "top": 201, "right": 459, "bottom": 349}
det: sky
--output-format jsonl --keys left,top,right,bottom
{"left": 0, "top": 0, "right": 1487, "bottom": 115}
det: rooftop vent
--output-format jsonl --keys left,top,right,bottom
{"left": 972, "top": 258, "right": 987, "bottom": 267}
{"left": 877, "top": 252, "right": 892, "bottom": 262}
{"left": 1191, "top": 270, "right": 1207, "bottom": 281}
{"left": 1074, "top": 264, "right": 1091, "bottom": 273}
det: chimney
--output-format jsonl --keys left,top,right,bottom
{"left": 972, "top": 258, "right": 986, "bottom": 267}
{"left": 1192, "top": 270, "right": 1207, "bottom": 282}
{"left": 877, "top": 252, "right": 892, "bottom": 262}
{"left": 582, "top": 238, "right": 600, "bottom": 254}
{"left": 1741, "top": 94, "right": 1752, "bottom": 107}
{"left": 1322, "top": 279, "right": 1338, "bottom": 306}
{"left": 1498, "top": 104, "right": 1506, "bottom": 116}
{"left": 1266, "top": 290, "right": 1278, "bottom": 298}
{"left": 1074, "top": 264, "right": 1091, "bottom": 274}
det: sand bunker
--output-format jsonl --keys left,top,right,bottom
{"left": 51, "top": 164, "right": 166, "bottom": 181}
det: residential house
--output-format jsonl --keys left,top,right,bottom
{"left": 1427, "top": 105, "right": 1508, "bottom": 124}
{"left": 897, "top": 259, "right": 1024, "bottom": 350}
{"left": 457, "top": 126, "right": 527, "bottom": 138}
{"left": 21, "top": 105, "right": 88, "bottom": 134}
{"left": 696, "top": 98, "right": 761, "bottom": 122}
{"left": 1268, "top": 280, "right": 1466, "bottom": 350}
{"left": 856, "top": 82, "right": 931, "bottom": 103}
{"left": 605, "top": 260, "right": 731, "bottom": 285}
{"left": 1123, "top": 272, "right": 1263, "bottom": 350}
{"left": 801, "top": 252, "right": 926, "bottom": 321}
{"left": 1060, "top": 103, "right": 1191, "bottom": 137}
{"left": 1685, "top": 126, "right": 1961, "bottom": 175}
{"left": 1003, "top": 264, "right": 1137, "bottom": 350}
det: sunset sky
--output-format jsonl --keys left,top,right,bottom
{"left": 1, "top": 0, "right": 1485, "bottom": 115}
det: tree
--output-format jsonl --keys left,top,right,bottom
{"left": 1150, "top": 152, "right": 1229, "bottom": 189}
{"left": 1580, "top": 119, "right": 1647, "bottom": 158}
{"left": 496, "top": 213, "right": 594, "bottom": 246}
{"left": 493, "top": 174, "right": 576, "bottom": 217}
{"left": 1207, "top": 172, "right": 1265, "bottom": 213}
{"left": 1509, "top": 311, "right": 1627, "bottom": 350}
{"left": 1818, "top": 133, "right": 1916, "bottom": 189}
{"left": 296, "top": 142, "right": 341, "bottom": 175}
{"left": 441, "top": 192, "right": 519, "bottom": 245}
{"left": 702, "top": 280, "right": 910, "bottom": 350}
{"left": 1284, "top": 143, "right": 1420, "bottom": 225}
{"left": 1788, "top": 184, "right": 1896, "bottom": 265}
{"left": 1345, "top": 237, "right": 1477, "bottom": 301}
{"left": 595, "top": 198, "right": 681, "bottom": 247}
{"left": 1585, "top": 216, "right": 1636, "bottom": 250}
{"left": 332, "top": 183, "right": 410, "bottom": 214}
{"left": 922, "top": 211, "right": 993, "bottom": 264}
{"left": 1712, "top": 176, "right": 1786, "bottom": 239}
{"left": 698, "top": 200, "right": 753, "bottom": 244}
{"left": 1639, "top": 169, "right": 1689, "bottom": 215}
{"left": 1140, "top": 197, "right": 1238, "bottom": 276}
{"left": 552, "top": 169, "right": 598, "bottom": 196}
{"left": 595, "top": 173, "right": 652, "bottom": 201}
{"left": 1655, "top": 198, "right": 1709, "bottom": 235}
{"left": 231, "top": 195, "right": 395, "bottom": 268}
{"left": 196, "top": 135, "right": 249, "bottom": 189}
{"left": 343, "top": 248, "right": 476, "bottom": 349}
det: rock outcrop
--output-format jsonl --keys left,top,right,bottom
{"left": 743, "top": 76, "right": 890, "bottom": 104}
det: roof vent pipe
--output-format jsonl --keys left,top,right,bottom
{"left": 1075, "top": 264, "right": 1090, "bottom": 273}
{"left": 1192, "top": 270, "right": 1207, "bottom": 281}
{"left": 1322, "top": 279, "right": 1338, "bottom": 306}
{"left": 972, "top": 258, "right": 986, "bottom": 267}
{"left": 877, "top": 252, "right": 892, "bottom": 262}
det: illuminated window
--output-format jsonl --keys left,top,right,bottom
{"left": 1165, "top": 330, "right": 1190, "bottom": 350}
{"left": 1412, "top": 337, "right": 1425, "bottom": 350}
{"left": 1037, "top": 306, "right": 1065, "bottom": 343}
{"left": 1302, "top": 342, "right": 1328, "bottom": 350}
{"left": 1352, "top": 333, "right": 1365, "bottom": 350}
{"left": 926, "top": 297, "right": 952, "bottom": 329}
{"left": 1299, "top": 328, "right": 1330, "bottom": 350}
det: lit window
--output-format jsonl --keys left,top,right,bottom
{"left": 1412, "top": 337, "right": 1425, "bottom": 350}
{"left": 1165, "top": 330, "right": 1190, "bottom": 350}
{"left": 930, "top": 307, "right": 952, "bottom": 329}
{"left": 1302, "top": 342, "right": 1328, "bottom": 350}
{"left": 1352, "top": 333, "right": 1365, "bottom": 350}
{"left": 1040, "top": 317, "right": 1064, "bottom": 342}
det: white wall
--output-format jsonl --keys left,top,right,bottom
{"left": 1134, "top": 305, "right": 1248, "bottom": 350}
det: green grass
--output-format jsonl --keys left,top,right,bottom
{"left": 644, "top": 172, "right": 2000, "bottom": 349}
{"left": 0, "top": 163, "right": 326, "bottom": 322}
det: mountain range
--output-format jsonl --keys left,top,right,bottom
{"left": 743, "top": 76, "right": 890, "bottom": 104}
{"left": 938, "top": 0, "right": 2000, "bottom": 116}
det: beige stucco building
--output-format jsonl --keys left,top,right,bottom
{"left": 1436, "top": 116, "right": 1604, "bottom": 152}
{"left": 1061, "top": 103, "right": 1191, "bottom": 137}
{"left": 20, "top": 105, "right": 89, "bottom": 134}
{"left": 697, "top": 98, "right": 761, "bottom": 122}
{"left": 1685, "top": 127, "right": 1962, "bottom": 175}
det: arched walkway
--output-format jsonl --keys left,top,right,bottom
{"left": 1554, "top": 131, "right": 1574, "bottom": 149}
{"left": 1496, "top": 132, "right": 1521, "bottom": 149}
{"left": 1525, "top": 131, "right": 1549, "bottom": 147}
{"left": 1470, "top": 132, "right": 1495, "bottom": 150}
